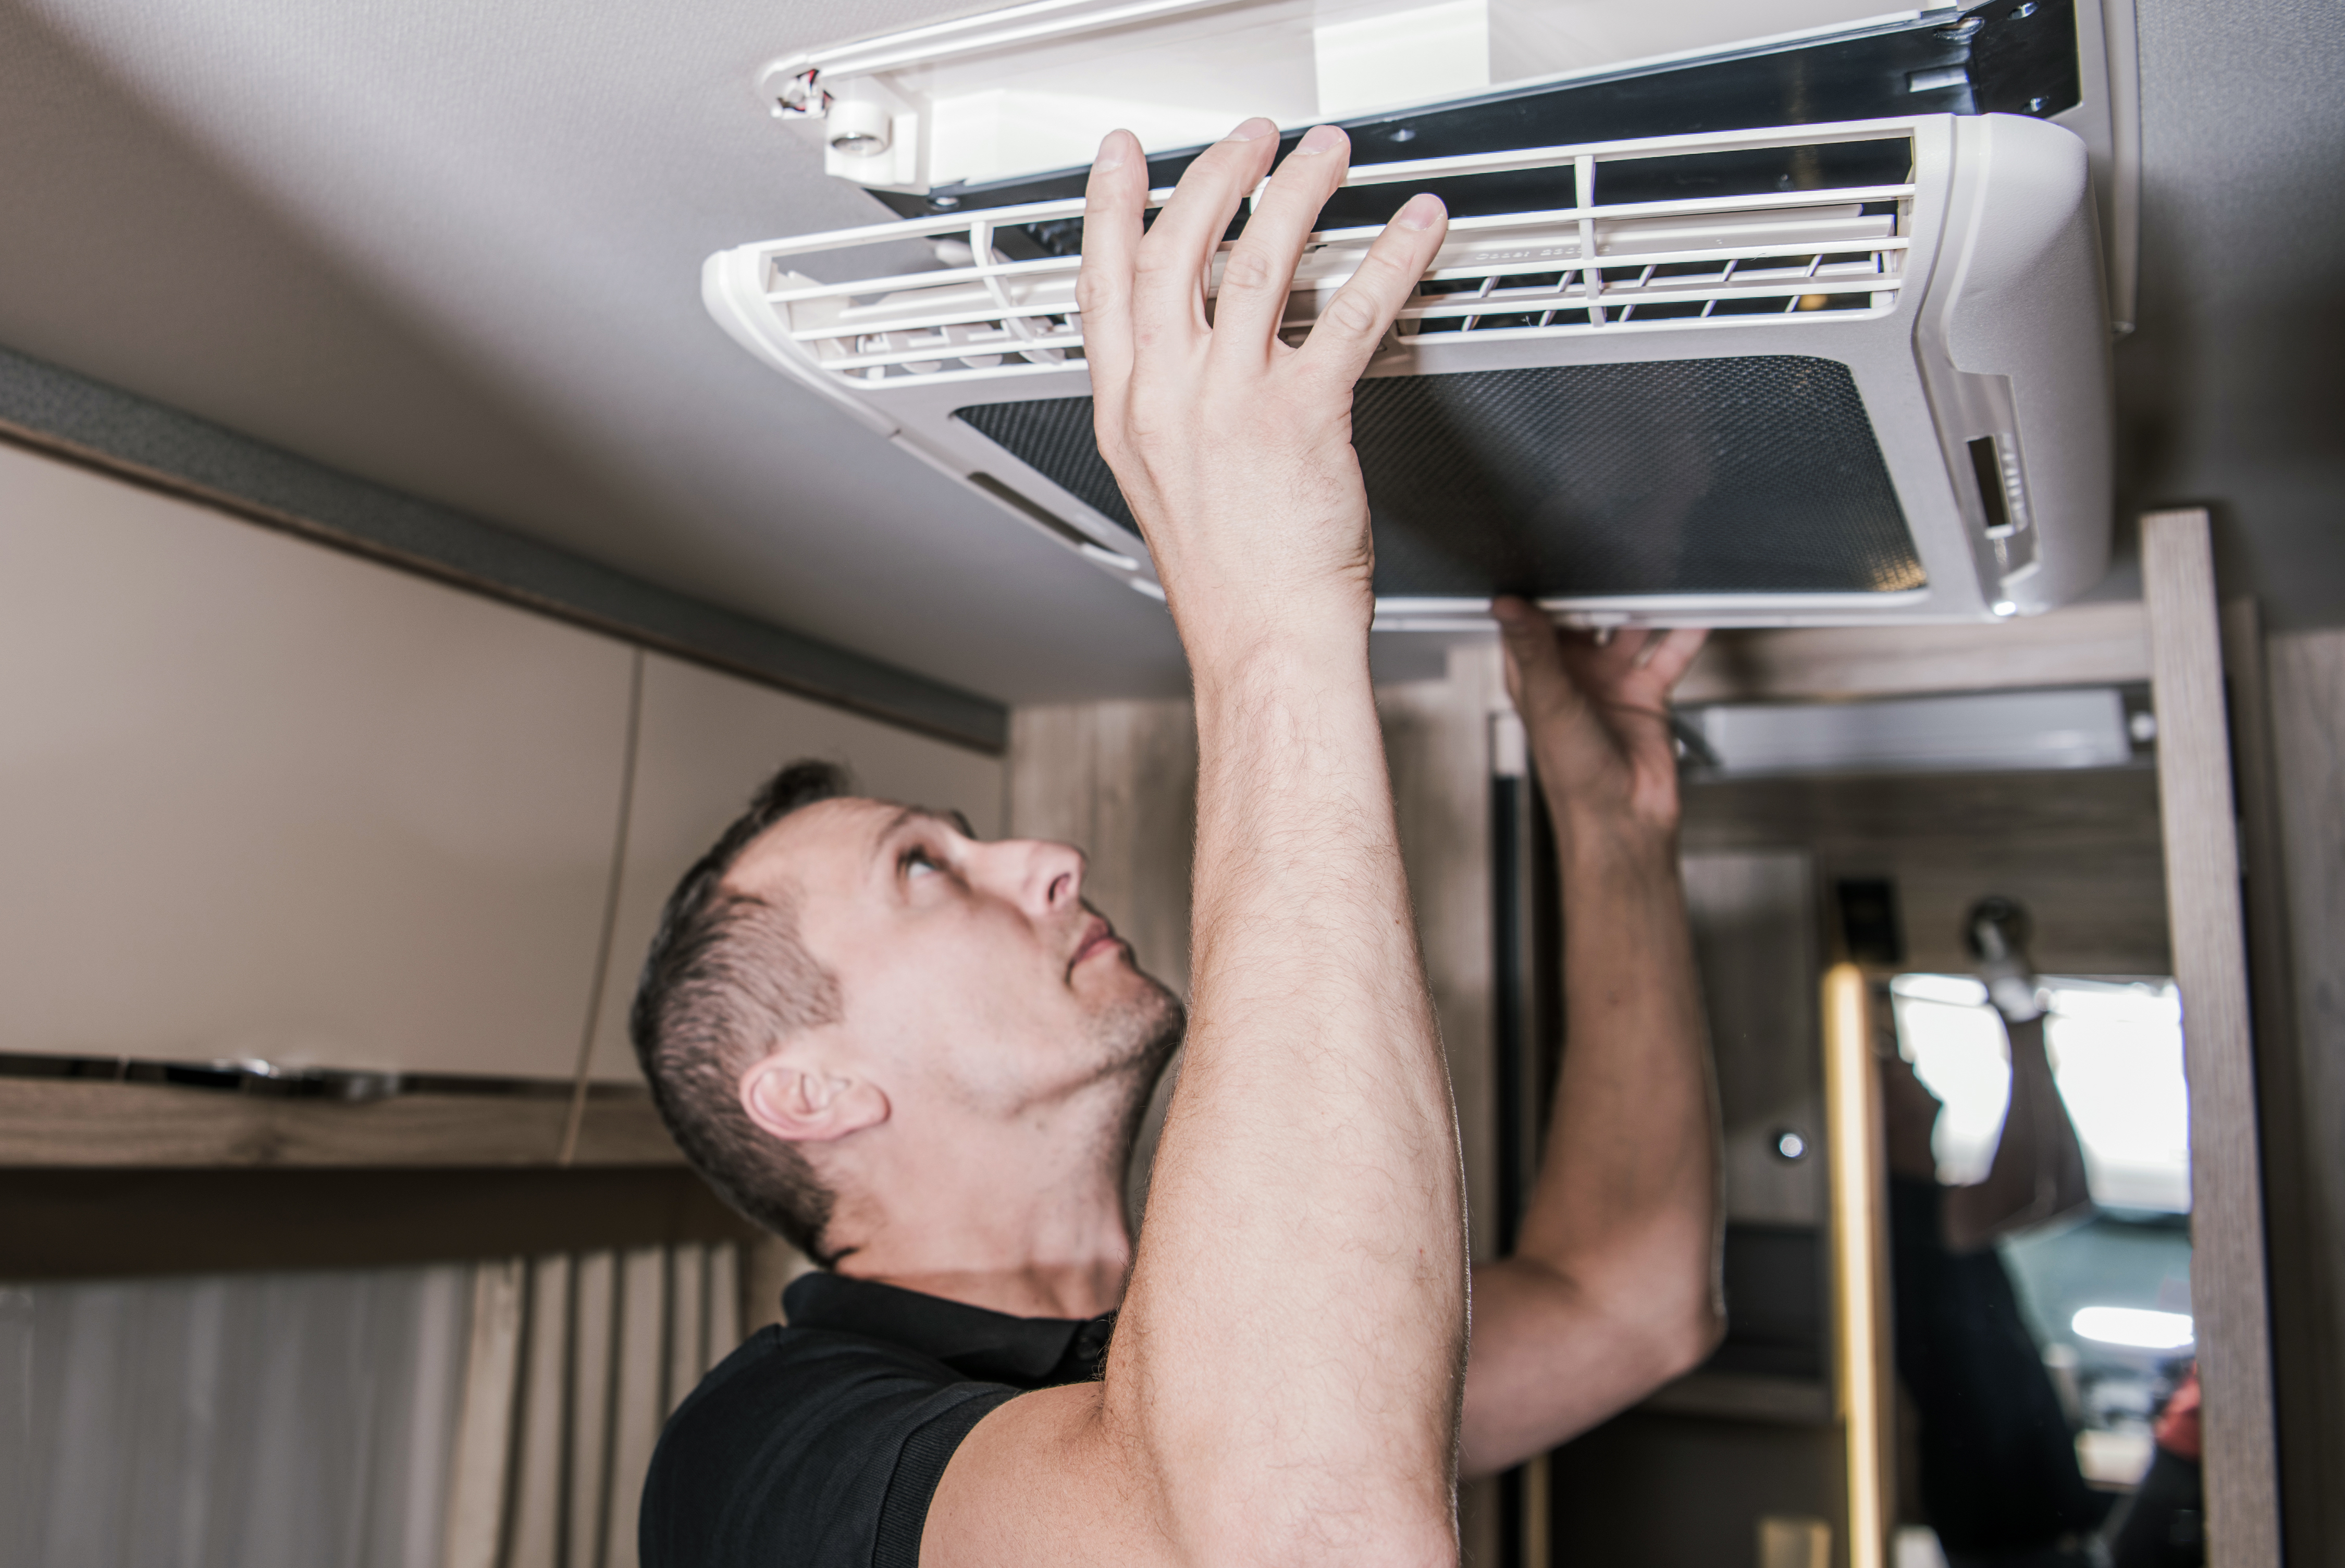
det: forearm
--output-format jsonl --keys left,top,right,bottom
{"left": 1946, "top": 1017, "right": 2091, "bottom": 1250}
{"left": 1533, "top": 812, "right": 1719, "bottom": 1280}
{"left": 1113, "top": 633, "right": 1464, "bottom": 1560}
{"left": 1458, "top": 813, "right": 1719, "bottom": 1474}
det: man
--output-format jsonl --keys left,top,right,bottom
{"left": 1884, "top": 899, "right": 2108, "bottom": 1565}
{"left": 638, "top": 117, "right": 1721, "bottom": 1568}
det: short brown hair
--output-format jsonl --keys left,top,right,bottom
{"left": 631, "top": 760, "right": 850, "bottom": 1261}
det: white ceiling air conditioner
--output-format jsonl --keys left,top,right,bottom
{"left": 704, "top": 111, "right": 2110, "bottom": 628}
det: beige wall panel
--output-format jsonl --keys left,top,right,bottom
{"left": 1684, "top": 851, "right": 1825, "bottom": 1228}
{"left": 1007, "top": 698, "right": 1199, "bottom": 995}
{"left": 585, "top": 653, "right": 1005, "bottom": 1080}
{"left": 1007, "top": 697, "right": 1200, "bottom": 1227}
{"left": 0, "top": 442, "right": 631, "bottom": 1078}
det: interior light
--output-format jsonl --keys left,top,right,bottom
{"left": 2071, "top": 1306, "right": 2194, "bottom": 1350}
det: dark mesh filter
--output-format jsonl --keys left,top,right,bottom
{"left": 952, "top": 355, "right": 1926, "bottom": 597}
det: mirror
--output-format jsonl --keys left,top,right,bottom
{"left": 1521, "top": 680, "right": 2199, "bottom": 1567}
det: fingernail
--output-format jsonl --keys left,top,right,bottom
{"left": 1093, "top": 130, "right": 1130, "bottom": 170}
{"left": 1395, "top": 192, "right": 1445, "bottom": 230}
{"left": 1226, "top": 117, "right": 1276, "bottom": 142}
{"left": 1295, "top": 124, "right": 1346, "bottom": 155}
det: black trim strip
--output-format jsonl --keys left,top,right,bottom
{"left": 0, "top": 345, "right": 1007, "bottom": 753}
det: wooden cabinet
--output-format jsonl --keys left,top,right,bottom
{"left": 0, "top": 441, "right": 1005, "bottom": 1103}
{"left": 0, "top": 442, "right": 631, "bottom": 1080}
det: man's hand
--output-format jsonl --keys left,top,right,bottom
{"left": 1079, "top": 120, "right": 1446, "bottom": 660}
{"left": 1461, "top": 601, "right": 1722, "bottom": 1478}
{"left": 1491, "top": 597, "right": 1707, "bottom": 844}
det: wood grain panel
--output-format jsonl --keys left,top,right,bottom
{"left": 1675, "top": 601, "right": 2151, "bottom": 706}
{"left": 1008, "top": 698, "right": 1199, "bottom": 995}
{"left": 2264, "top": 624, "right": 2345, "bottom": 1560}
{"left": 0, "top": 1080, "right": 680, "bottom": 1168}
{"left": 2141, "top": 509, "right": 2281, "bottom": 1566}
{"left": 1684, "top": 852, "right": 1824, "bottom": 1227}
{"left": 1681, "top": 767, "right": 2171, "bottom": 975}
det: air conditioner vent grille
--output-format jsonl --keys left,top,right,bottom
{"left": 955, "top": 355, "right": 1926, "bottom": 598}
{"left": 724, "top": 122, "right": 1919, "bottom": 387}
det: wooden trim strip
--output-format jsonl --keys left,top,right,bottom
{"left": 1674, "top": 601, "right": 2152, "bottom": 706}
{"left": 0, "top": 1079, "right": 682, "bottom": 1167}
{"left": 2141, "top": 509, "right": 2283, "bottom": 1566}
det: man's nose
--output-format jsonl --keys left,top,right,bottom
{"left": 977, "top": 837, "right": 1087, "bottom": 915}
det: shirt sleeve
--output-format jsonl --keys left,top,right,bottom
{"left": 639, "top": 1327, "right": 1021, "bottom": 1568}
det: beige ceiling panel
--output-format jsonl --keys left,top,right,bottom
{"left": 585, "top": 653, "right": 1005, "bottom": 1081}
{"left": 0, "top": 442, "right": 633, "bottom": 1079}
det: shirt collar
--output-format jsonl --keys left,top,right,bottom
{"left": 782, "top": 1271, "right": 1116, "bottom": 1389}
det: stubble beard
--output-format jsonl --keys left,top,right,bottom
{"left": 1093, "top": 973, "right": 1186, "bottom": 1170}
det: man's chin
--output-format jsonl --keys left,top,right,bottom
{"left": 1098, "top": 975, "right": 1184, "bottom": 1078}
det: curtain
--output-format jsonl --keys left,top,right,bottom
{"left": 1, "top": 1242, "right": 742, "bottom": 1568}
{"left": 0, "top": 1264, "right": 470, "bottom": 1568}
{"left": 439, "top": 1244, "right": 739, "bottom": 1568}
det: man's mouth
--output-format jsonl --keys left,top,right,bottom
{"left": 1068, "top": 916, "right": 1124, "bottom": 977}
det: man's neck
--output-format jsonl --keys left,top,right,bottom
{"left": 824, "top": 1090, "right": 1139, "bottom": 1320}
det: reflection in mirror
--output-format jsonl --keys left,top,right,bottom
{"left": 1542, "top": 670, "right": 2191, "bottom": 1568}
{"left": 1883, "top": 944, "right": 2201, "bottom": 1568}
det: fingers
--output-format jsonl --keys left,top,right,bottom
{"left": 1077, "top": 130, "right": 1147, "bottom": 416}
{"left": 1638, "top": 627, "right": 1710, "bottom": 695}
{"left": 1294, "top": 192, "right": 1447, "bottom": 387}
{"left": 1207, "top": 124, "right": 1354, "bottom": 358}
{"left": 1131, "top": 119, "right": 1279, "bottom": 344}
{"left": 1492, "top": 596, "right": 1583, "bottom": 716}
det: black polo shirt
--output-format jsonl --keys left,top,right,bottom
{"left": 639, "top": 1272, "right": 1115, "bottom": 1568}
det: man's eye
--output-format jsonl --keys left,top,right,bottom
{"left": 902, "top": 847, "right": 942, "bottom": 879}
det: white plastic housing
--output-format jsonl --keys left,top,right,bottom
{"left": 705, "top": 113, "right": 2113, "bottom": 627}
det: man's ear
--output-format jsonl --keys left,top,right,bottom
{"left": 738, "top": 1052, "right": 891, "bottom": 1144}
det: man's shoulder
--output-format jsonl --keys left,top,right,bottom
{"left": 671, "top": 1319, "right": 974, "bottom": 1434}
{"left": 643, "top": 1323, "right": 1019, "bottom": 1568}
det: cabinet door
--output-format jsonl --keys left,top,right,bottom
{"left": 583, "top": 653, "right": 1005, "bottom": 1081}
{"left": 0, "top": 443, "right": 633, "bottom": 1078}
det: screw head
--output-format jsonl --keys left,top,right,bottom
{"left": 931, "top": 194, "right": 961, "bottom": 210}
{"left": 1774, "top": 1129, "right": 1809, "bottom": 1161}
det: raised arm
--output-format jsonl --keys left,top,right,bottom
{"left": 1457, "top": 602, "right": 1724, "bottom": 1479}
{"left": 1945, "top": 906, "right": 2092, "bottom": 1251}
{"left": 923, "top": 122, "right": 1464, "bottom": 1567}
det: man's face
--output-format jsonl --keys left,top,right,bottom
{"left": 727, "top": 797, "right": 1181, "bottom": 1120}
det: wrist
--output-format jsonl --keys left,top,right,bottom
{"left": 1179, "top": 599, "right": 1372, "bottom": 701}
{"left": 1556, "top": 819, "right": 1681, "bottom": 894}
{"left": 1189, "top": 632, "right": 1372, "bottom": 734}
{"left": 1551, "top": 798, "right": 1679, "bottom": 864}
